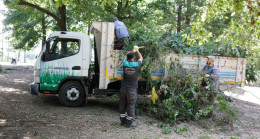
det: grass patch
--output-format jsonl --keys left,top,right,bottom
{"left": 198, "top": 135, "right": 211, "bottom": 139}
{"left": 94, "top": 108, "right": 103, "bottom": 116}
{"left": 100, "top": 126, "right": 108, "bottom": 132}
{"left": 158, "top": 123, "right": 172, "bottom": 134}
{"left": 5, "top": 67, "right": 14, "bottom": 70}
{"left": 145, "top": 120, "right": 154, "bottom": 125}
{"left": 174, "top": 125, "right": 188, "bottom": 134}
{"left": 111, "top": 122, "right": 120, "bottom": 127}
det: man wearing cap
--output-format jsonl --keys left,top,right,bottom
{"left": 203, "top": 56, "right": 220, "bottom": 91}
{"left": 203, "top": 56, "right": 234, "bottom": 102}
{"left": 113, "top": 17, "right": 129, "bottom": 50}
{"left": 119, "top": 46, "right": 143, "bottom": 127}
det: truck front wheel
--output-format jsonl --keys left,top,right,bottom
{"left": 59, "top": 81, "right": 86, "bottom": 107}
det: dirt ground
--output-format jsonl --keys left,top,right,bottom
{"left": 0, "top": 65, "right": 260, "bottom": 139}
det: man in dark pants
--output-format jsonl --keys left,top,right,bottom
{"left": 119, "top": 47, "right": 143, "bottom": 127}
{"left": 113, "top": 17, "right": 129, "bottom": 50}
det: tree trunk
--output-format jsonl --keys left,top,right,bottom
{"left": 19, "top": 0, "right": 67, "bottom": 31}
{"left": 41, "top": 14, "right": 46, "bottom": 49}
{"left": 185, "top": 0, "right": 191, "bottom": 26}
{"left": 169, "top": 26, "right": 173, "bottom": 36}
{"left": 177, "top": 3, "right": 182, "bottom": 32}
{"left": 58, "top": 5, "right": 67, "bottom": 53}
{"left": 24, "top": 50, "right": 26, "bottom": 63}
{"left": 58, "top": 5, "right": 67, "bottom": 31}
{"left": 117, "top": 1, "right": 123, "bottom": 20}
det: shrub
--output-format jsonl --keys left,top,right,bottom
{"left": 144, "top": 63, "right": 237, "bottom": 126}
{"left": 147, "top": 66, "right": 216, "bottom": 124}
{"left": 129, "top": 26, "right": 238, "bottom": 125}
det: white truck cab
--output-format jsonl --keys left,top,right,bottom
{"left": 31, "top": 31, "right": 92, "bottom": 106}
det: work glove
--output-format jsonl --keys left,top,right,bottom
{"left": 133, "top": 46, "right": 139, "bottom": 52}
{"left": 204, "top": 74, "right": 210, "bottom": 78}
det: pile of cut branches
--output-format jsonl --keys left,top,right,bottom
{"left": 138, "top": 59, "right": 237, "bottom": 125}
{"left": 147, "top": 64, "right": 216, "bottom": 124}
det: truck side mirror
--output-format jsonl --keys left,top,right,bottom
{"left": 41, "top": 52, "right": 46, "bottom": 61}
{"left": 41, "top": 39, "right": 51, "bottom": 61}
{"left": 41, "top": 52, "right": 50, "bottom": 61}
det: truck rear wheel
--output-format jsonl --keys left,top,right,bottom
{"left": 59, "top": 81, "right": 85, "bottom": 107}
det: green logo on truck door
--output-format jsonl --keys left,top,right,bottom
{"left": 40, "top": 65, "right": 75, "bottom": 91}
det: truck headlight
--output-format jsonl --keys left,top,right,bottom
{"left": 34, "top": 70, "right": 40, "bottom": 77}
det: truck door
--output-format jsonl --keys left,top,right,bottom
{"left": 40, "top": 37, "right": 82, "bottom": 91}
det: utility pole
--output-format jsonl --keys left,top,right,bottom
{"left": 1, "top": 33, "right": 3, "bottom": 62}
{"left": 24, "top": 50, "right": 26, "bottom": 63}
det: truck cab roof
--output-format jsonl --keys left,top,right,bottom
{"left": 49, "top": 31, "right": 89, "bottom": 38}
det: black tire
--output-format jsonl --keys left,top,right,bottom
{"left": 59, "top": 81, "right": 86, "bottom": 107}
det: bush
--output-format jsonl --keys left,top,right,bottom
{"left": 143, "top": 63, "right": 237, "bottom": 126}
{"left": 214, "top": 95, "right": 238, "bottom": 127}
{"left": 129, "top": 26, "right": 238, "bottom": 125}
{"left": 246, "top": 64, "right": 258, "bottom": 83}
{"left": 147, "top": 66, "right": 216, "bottom": 124}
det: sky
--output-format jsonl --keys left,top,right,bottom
{"left": 0, "top": 0, "right": 7, "bottom": 33}
{"left": 0, "top": 0, "right": 40, "bottom": 63}
{"left": 0, "top": 0, "right": 9, "bottom": 55}
{"left": 0, "top": 0, "right": 8, "bottom": 53}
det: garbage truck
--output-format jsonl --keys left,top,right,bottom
{"left": 31, "top": 21, "right": 132, "bottom": 106}
{"left": 30, "top": 21, "right": 246, "bottom": 107}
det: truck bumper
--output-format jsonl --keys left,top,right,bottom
{"left": 30, "top": 82, "right": 39, "bottom": 95}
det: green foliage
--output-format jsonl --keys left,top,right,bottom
{"left": 4, "top": 0, "right": 259, "bottom": 76}
{"left": 246, "top": 46, "right": 260, "bottom": 82}
{"left": 162, "top": 126, "right": 171, "bottom": 134}
{"left": 54, "top": 0, "right": 67, "bottom": 7}
{"left": 148, "top": 68, "right": 216, "bottom": 124}
{"left": 215, "top": 95, "right": 238, "bottom": 126}
{"left": 198, "top": 135, "right": 211, "bottom": 139}
{"left": 3, "top": 1, "right": 51, "bottom": 50}
{"left": 174, "top": 125, "right": 188, "bottom": 134}
{"left": 5, "top": 67, "right": 14, "bottom": 70}
{"left": 2, "top": 0, "right": 250, "bottom": 128}
{"left": 140, "top": 58, "right": 237, "bottom": 125}
{"left": 158, "top": 123, "right": 172, "bottom": 134}
{"left": 246, "top": 64, "right": 258, "bottom": 83}
{"left": 188, "top": 0, "right": 259, "bottom": 47}
{"left": 131, "top": 20, "right": 257, "bottom": 82}
{"left": 128, "top": 18, "right": 241, "bottom": 125}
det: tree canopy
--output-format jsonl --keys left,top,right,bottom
{"left": 2, "top": 0, "right": 260, "bottom": 74}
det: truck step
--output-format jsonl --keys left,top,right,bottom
{"left": 94, "top": 89, "right": 119, "bottom": 95}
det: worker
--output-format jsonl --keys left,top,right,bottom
{"left": 203, "top": 56, "right": 234, "bottom": 102}
{"left": 119, "top": 46, "right": 143, "bottom": 127}
{"left": 203, "top": 56, "right": 220, "bottom": 102}
{"left": 203, "top": 56, "right": 220, "bottom": 91}
{"left": 113, "top": 17, "right": 129, "bottom": 50}
{"left": 11, "top": 51, "right": 17, "bottom": 65}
